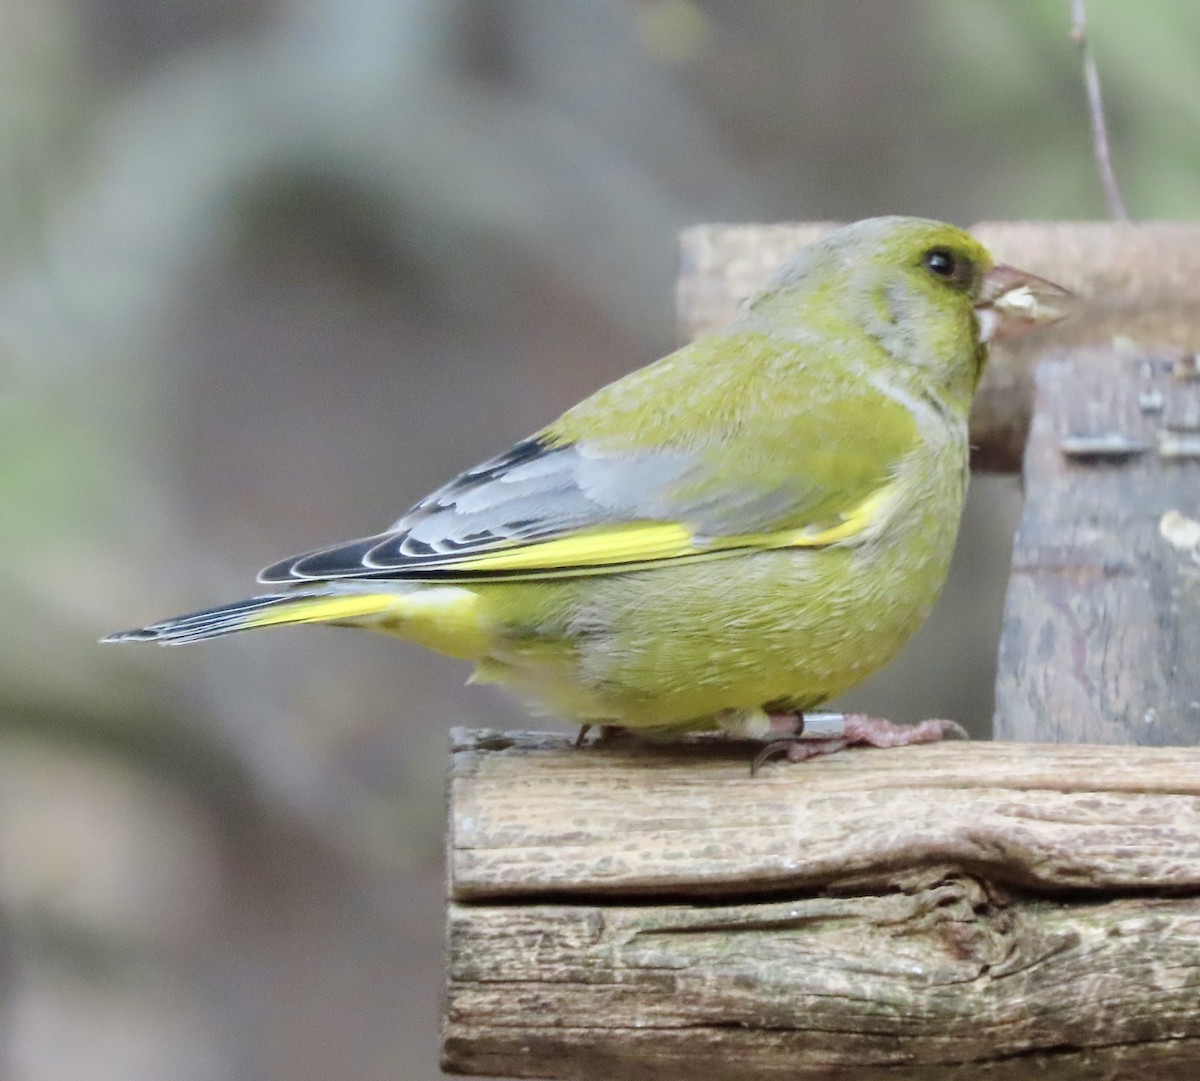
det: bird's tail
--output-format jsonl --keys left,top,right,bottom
{"left": 102, "top": 590, "right": 404, "bottom": 645}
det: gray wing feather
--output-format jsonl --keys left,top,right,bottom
{"left": 256, "top": 435, "right": 796, "bottom": 583}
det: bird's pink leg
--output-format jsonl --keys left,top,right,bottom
{"left": 753, "top": 713, "right": 967, "bottom": 773}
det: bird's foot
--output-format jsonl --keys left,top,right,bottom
{"left": 573, "top": 723, "right": 631, "bottom": 748}
{"left": 752, "top": 713, "right": 967, "bottom": 774}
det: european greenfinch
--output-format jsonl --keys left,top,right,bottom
{"left": 106, "top": 217, "right": 1069, "bottom": 761}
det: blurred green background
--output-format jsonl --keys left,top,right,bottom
{"left": 2, "top": 1, "right": 1197, "bottom": 1078}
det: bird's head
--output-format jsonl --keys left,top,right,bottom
{"left": 749, "top": 216, "right": 1074, "bottom": 403}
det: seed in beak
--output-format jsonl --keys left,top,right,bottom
{"left": 974, "top": 265, "right": 1075, "bottom": 342}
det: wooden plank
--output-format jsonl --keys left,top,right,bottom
{"left": 448, "top": 731, "right": 1200, "bottom": 899}
{"left": 443, "top": 731, "right": 1200, "bottom": 1079}
{"left": 677, "top": 222, "right": 1200, "bottom": 471}
{"left": 446, "top": 897, "right": 1200, "bottom": 1080}
{"left": 994, "top": 347, "right": 1200, "bottom": 744}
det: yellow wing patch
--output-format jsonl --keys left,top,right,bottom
{"left": 244, "top": 588, "right": 488, "bottom": 656}
{"left": 243, "top": 593, "right": 399, "bottom": 628}
{"left": 440, "top": 482, "right": 897, "bottom": 576}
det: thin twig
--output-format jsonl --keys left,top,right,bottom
{"left": 1070, "top": 0, "right": 1128, "bottom": 219}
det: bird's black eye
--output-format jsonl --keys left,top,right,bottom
{"left": 923, "top": 247, "right": 956, "bottom": 278}
{"left": 922, "top": 246, "right": 973, "bottom": 287}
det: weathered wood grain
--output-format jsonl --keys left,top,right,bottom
{"left": 444, "top": 731, "right": 1200, "bottom": 1079}
{"left": 447, "top": 896, "right": 1200, "bottom": 1080}
{"left": 449, "top": 731, "right": 1200, "bottom": 898}
{"left": 677, "top": 222, "right": 1200, "bottom": 471}
{"left": 994, "top": 348, "right": 1200, "bottom": 745}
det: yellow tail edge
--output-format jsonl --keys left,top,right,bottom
{"left": 103, "top": 591, "right": 400, "bottom": 645}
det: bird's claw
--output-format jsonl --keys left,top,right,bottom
{"left": 751, "top": 714, "right": 968, "bottom": 775}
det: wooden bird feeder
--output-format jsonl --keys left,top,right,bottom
{"left": 442, "top": 222, "right": 1200, "bottom": 1079}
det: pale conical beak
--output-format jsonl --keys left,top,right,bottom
{"left": 974, "top": 265, "right": 1076, "bottom": 343}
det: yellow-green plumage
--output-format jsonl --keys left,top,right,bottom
{"left": 107, "top": 217, "right": 1037, "bottom": 739}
